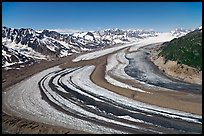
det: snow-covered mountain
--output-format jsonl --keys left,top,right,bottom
{"left": 2, "top": 26, "right": 194, "bottom": 69}
{"left": 198, "top": 26, "right": 202, "bottom": 30}
{"left": 170, "top": 28, "right": 192, "bottom": 37}
{"left": 2, "top": 44, "right": 34, "bottom": 68}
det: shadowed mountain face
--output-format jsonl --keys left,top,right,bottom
{"left": 159, "top": 27, "right": 202, "bottom": 70}
{"left": 2, "top": 44, "right": 32, "bottom": 65}
{"left": 2, "top": 26, "right": 192, "bottom": 68}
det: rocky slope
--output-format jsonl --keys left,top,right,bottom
{"left": 2, "top": 26, "right": 191, "bottom": 69}
{"left": 159, "top": 27, "right": 202, "bottom": 70}
{"left": 151, "top": 26, "right": 202, "bottom": 85}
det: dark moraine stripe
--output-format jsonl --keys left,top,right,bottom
{"left": 39, "top": 68, "right": 152, "bottom": 134}
{"left": 38, "top": 66, "right": 202, "bottom": 133}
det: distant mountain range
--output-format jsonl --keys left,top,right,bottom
{"left": 2, "top": 26, "right": 196, "bottom": 69}
{"left": 159, "top": 26, "right": 202, "bottom": 70}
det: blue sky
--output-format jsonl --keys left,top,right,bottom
{"left": 2, "top": 2, "right": 202, "bottom": 32}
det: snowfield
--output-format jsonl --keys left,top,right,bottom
{"left": 72, "top": 32, "right": 178, "bottom": 62}
{"left": 72, "top": 41, "right": 138, "bottom": 62}
{"left": 129, "top": 32, "right": 177, "bottom": 52}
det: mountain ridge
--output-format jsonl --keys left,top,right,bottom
{"left": 159, "top": 27, "right": 202, "bottom": 70}
{"left": 2, "top": 26, "right": 196, "bottom": 69}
